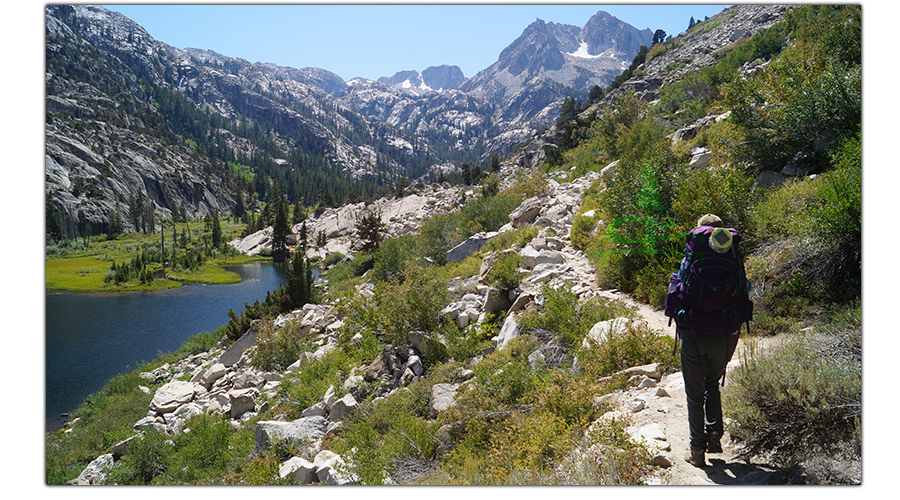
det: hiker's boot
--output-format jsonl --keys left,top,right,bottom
{"left": 684, "top": 448, "right": 706, "bottom": 467}
{"left": 706, "top": 435, "right": 723, "bottom": 454}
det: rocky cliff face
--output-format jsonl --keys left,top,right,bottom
{"left": 45, "top": 6, "right": 237, "bottom": 236}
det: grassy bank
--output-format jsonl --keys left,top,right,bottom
{"left": 46, "top": 219, "right": 262, "bottom": 292}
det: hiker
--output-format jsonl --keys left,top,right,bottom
{"left": 664, "top": 214, "right": 753, "bottom": 468}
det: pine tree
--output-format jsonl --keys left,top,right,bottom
{"left": 355, "top": 211, "right": 386, "bottom": 253}
{"left": 490, "top": 152, "right": 501, "bottom": 172}
{"left": 211, "top": 209, "right": 222, "bottom": 248}
{"left": 181, "top": 201, "right": 192, "bottom": 241}
{"left": 283, "top": 248, "right": 314, "bottom": 310}
{"left": 271, "top": 197, "right": 290, "bottom": 261}
{"left": 653, "top": 29, "right": 667, "bottom": 45}
{"left": 299, "top": 221, "right": 308, "bottom": 250}
{"left": 108, "top": 202, "right": 125, "bottom": 237}
{"left": 461, "top": 163, "right": 472, "bottom": 185}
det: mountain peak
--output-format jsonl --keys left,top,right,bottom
{"left": 378, "top": 65, "right": 466, "bottom": 94}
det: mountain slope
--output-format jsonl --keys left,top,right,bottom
{"left": 45, "top": 5, "right": 660, "bottom": 239}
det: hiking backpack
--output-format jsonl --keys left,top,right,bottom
{"left": 664, "top": 225, "right": 753, "bottom": 336}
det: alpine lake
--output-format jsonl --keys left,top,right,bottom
{"left": 45, "top": 260, "right": 287, "bottom": 431}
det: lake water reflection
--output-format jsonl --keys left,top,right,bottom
{"left": 45, "top": 261, "right": 284, "bottom": 430}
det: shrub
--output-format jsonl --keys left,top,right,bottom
{"left": 170, "top": 414, "right": 236, "bottom": 483}
{"left": 321, "top": 251, "right": 345, "bottom": 267}
{"left": 276, "top": 349, "right": 355, "bottom": 419}
{"left": 335, "top": 364, "right": 459, "bottom": 484}
{"left": 372, "top": 233, "right": 420, "bottom": 283}
{"left": 504, "top": 170, "right": 549, "bottom": 200}
{"left": 251, "top": 319, "right": 316, "bottom": 372}
{"left": 747, "top": 133, "right": 861, "bottom": 310}
{"left": 723, "top": 6, "right": 860, "bottom": 172}
{"left": 374, "top": 264, "right": 449, "bottom": 344}
{"left": 480, "top": 224, "right": 539, "bottom": 254}
{"left": 670, "top": 164, "right": 758, "bottom": 236}
{"left": 577, "top": 323, "right": 679, "bottom": 377}
{"left": 485, "top": 412, "right": 576, "bottom": 481}
{"left": 458, "top": 193, "right": 521, "bottom": 236}
{"left": 433, "top": 255, "right": 483, "bottom": 284}
{"left": 585, "top": 418, "right": 654, "bottom": 485}
{"left": 519, "top": 281, "right": 636, "bottom": 349}
{"left": 569, "top": 211, "right": 602, "bottom": 251}
{"left": 486, "top": 251, "right": 523, "bottom": 293}
{"left": 440, "top": 320, "right": 493, "bottom": 362}
{"left": 336, "top": 418, "right": 391, "bottom": 484}
{"left": 631, "top": 253, "right": 682, "bottom": 307}
{"left": 591, "top": 152, "right": 688, "bottom": 301}
{"left": 456, "top": 336, "right": 545, "bottom": 410}
{"left": 417, "top": 211, "right": 463, "bottom": 266}
{"left": 536, "top": 371, "right": 620, "bottom": 428}
{"left": 652, "top": 70, "right": 713, "bottom": 120}
{"left": 105, "top": 428, "right": 174, "bottom": 485}
{"left": 723, "top": 313, "right": 860, "bottom": 470}
{"left": 224, "top": 455, "right": 290, "bottom": 485}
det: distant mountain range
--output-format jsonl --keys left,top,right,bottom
{"left": 44, "top": 4, "right": 654, "bottom": 237}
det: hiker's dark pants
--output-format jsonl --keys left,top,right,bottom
{"left": 678, "top": 327, "right": 739, "bottom": 451}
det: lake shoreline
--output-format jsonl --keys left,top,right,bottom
{"left": 45, "top": 261, "right": 286, "bottom": 431}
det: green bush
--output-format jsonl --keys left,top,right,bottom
{"left": 486, "top": 251, "right": 523, "bottom": 293}
{"left": 336, "top": 418, "right": 391, "bottom": 484}
{"left": 106, "top": 428, "right": 174, "bottom": 485}
{"left": 747, "top": 133, "right": 861, "bottom": 310}
{"left": 46, "top": 369, "right": 154, "bottom": 484}
{"left": 224, "top": 455, "right": 291, "bottom": 485}
{"left": 519, "top": 281, "right": 636, "bottom": 349}
{"left": 372, "top": 233, "right": 420, "bottom": 283}
{"left": 374, "top": 264, "right": 449, "bottom": 344}
{"left": 585, "top": 418, "right": 655, "bottom": 485}
{"left": 335, "top": 364, "right": 459, "bottom": 484}
{"left": 441, "top": 320, "right": 493, "bottom": 362}
{"left": 416, "top": 211, "right": 463, "bottom": 266}
{"left": 458, "top": 193, "right": 522, "bottom": 237}
{"left": 631, "top": 253, "right": 682, "bottom": 307}
{"left": 569, "top": 211, "right": 601, "bottom": 251}
{"left": 251, "top": 319, "right": 316, "bottom": 372}
{"left": 577, "top": 324, "right": 679, "bottom": 377}
{"left": 323, "top": 253, "right": 375, "bottom": 296}
{"left": 169, "top": 414, "right": 238, "bottom": 483}
{"left": 276, "top": 349, "right": 356, "bottom": 419}
{"left": 480, "top": 224, "right": 539, "bottom": 254}
{"left": 485, "top": 412, "right": 576, "bottom": 480}
{"left": 670, "top": 164, "right": 757, "bottom": 236}
{"left": 322, "top": 251, "right": 345, "bottom": 267}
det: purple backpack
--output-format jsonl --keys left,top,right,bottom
{"left": 664, "top": 226, "right": 753, "bottom": 335}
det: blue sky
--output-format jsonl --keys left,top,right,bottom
{"left": 104, "top": 3, "right": 731, "bottom": 81}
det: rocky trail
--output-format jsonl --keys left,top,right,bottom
{"left": 607, "top": 297, "right": 790, "bottom": 485}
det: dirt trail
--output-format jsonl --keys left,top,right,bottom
{"left": 608, "top": 292, "right": 789, "bottom": 485}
